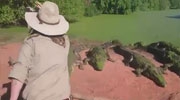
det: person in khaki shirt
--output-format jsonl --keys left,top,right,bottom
{"left": 9, "top": 1, "right": 71, "bottom": 100}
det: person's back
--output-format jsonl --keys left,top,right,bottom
{"left": 8, "top": 1, "right": 71, "bottom": 100}
{"left": 22, "top": 33, "right": 70, "bottom": 100}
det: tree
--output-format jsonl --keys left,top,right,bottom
{"left": 37, "top": 0, "right": 85, "bottom": 22}
{"left": 169, "top": 0, "right": 180, "bottom": 9}
{"left": 159, "top": 0, "right": 170, "bottom": 10}
{"left": 131, "top": 0, "right": 140, "bottom": 12}
{"left": 0, "top": 0, "right": 34, "bottom": 26}
{"left": 54, "top": 0, "right": 85, "bottom": 22}
{"left": 0, "top": 0, "right": 85, "bottom": 26}
{"left": 0, "top": 5, "right": 15, "bottom": 26}
{"left": 92, "top": 0, "right": 133, "bottom": 14}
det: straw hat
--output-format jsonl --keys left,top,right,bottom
{"left": 25, "top": 1, "right": 69, "bottom": 36}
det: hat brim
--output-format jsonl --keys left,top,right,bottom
{"left": 25, "top": 12, "right": 69, "bottom": 36}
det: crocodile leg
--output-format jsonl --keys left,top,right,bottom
{"left": 158, "top": 64, "right": 171, "bottom": 74}
{"left": 83, "top": 58, "right": 90, "bottom": 65}
{"left": 73, "top": 49, "right": 84, "bottom": 70}
{"left": 124, "top": 54, "right": 133, "bottom": 66}
{"left": 73, "top": 49, "right": 82, "bottom": 61}
{"left": 105, "top": 48, "right": 115, "bottom": 62}
{"left": 78, "top": 62, "right": 84, "bottom": 70}
{"left": 135, "top": 68, "right": 143, "bottom": 77}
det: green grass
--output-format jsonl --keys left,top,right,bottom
{"left": 68, "top": 9, "right": 180, "bottom": 46}
{"left": 0, "top": 9, "right": 180, "bottom": 47}
{"left": 0, "top": 26, "right": 28, "bottom": 44}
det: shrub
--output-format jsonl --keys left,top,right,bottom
{"left": 14, "top": 6, "right": 26, "bottom": 25}
{"left": 84, "top": 4, "right": 99, "bottom": 17}
{"left": 54, "top": 0, "right": 85, "bottom": 23}
{"left": 0, "top": 5, "right": 16, "bottom": 26}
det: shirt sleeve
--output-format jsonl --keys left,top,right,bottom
{"left": 9, "top": 38, "right": 34, "bottom": 83}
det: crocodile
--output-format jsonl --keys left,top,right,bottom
{"left": 71, "top": 40, "right": 121, "bottom": 71}
{"left": 114, "top": 46, "right": 166, "bottom": 87}
{"left": 69, "top": 40, "right": 99, "bottom": 70}
{"left": 83, "top": 46, "right": 108, "bottom": 71}
{"left": 147, "top": 41, "right": 180, "bottom": 77}
{"left": 113, "top": 46, "right": 133, "bottom": 66}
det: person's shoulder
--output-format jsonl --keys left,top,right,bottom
{"left": 26, "top": 34, "right": 40, "bottom": 40}
{"left": 63, "top": 34, "right": 69, "bottom": 40}
{"left": 23, "top": 34, "right": 40, "bottom": 45}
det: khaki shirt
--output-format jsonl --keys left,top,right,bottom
{"left": 9, "top": 34, "right": 70, "bottom": 100}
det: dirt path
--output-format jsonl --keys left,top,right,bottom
{"left": 70, "top": 50, "right": 180, "bottom": 100}
{"left": 1, "top": 43, "right": 180, "bottom": 100}
{"left": 0, "top": 43, "right": 21, "bottom": 83}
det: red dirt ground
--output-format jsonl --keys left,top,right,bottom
{"left": 1, "top": 43, "right": 180, "bottom": 100}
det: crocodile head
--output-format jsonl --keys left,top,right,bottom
{"left": 87, "top": 46, "right": 107, "bottom": 71}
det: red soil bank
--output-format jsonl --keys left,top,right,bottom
{"left": 1, "top": 43, "right": 180, "bottom": 100}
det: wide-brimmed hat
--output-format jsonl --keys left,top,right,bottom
{"left": 25, "top": 1, "right": 69, "bottom": 36}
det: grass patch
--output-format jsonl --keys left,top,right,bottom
{"left": 68, "top": 9, "right": 180, "bottom": 46}
{"left": 0, "top": 26, "right": 28, "bottom": 44}
{"left": 0, "top": 9, "right": 180, "bottom": 47}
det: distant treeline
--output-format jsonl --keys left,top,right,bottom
{"left": 0, "top": 0, "right": 179, "bottom": 26}
{"left": 90, "top": 0, "right": 180, "bottom": 14}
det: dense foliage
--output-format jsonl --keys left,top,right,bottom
{"left": 51, "top": 0, "right": 85, "bottom": 23}
{"left": 0, "top": 0, "right": 179, "bottom": 26}
{"left": 92, "top": 0, "right": 173, "bottom": 14}
{"left": 169, "top": 0, "right": 180, "bottom": 9}
{"left": 0, "top": 0, "right": 85, "bottom": 26}
{"left": 0, "top": 0, "right": 32, "bottom": 26}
